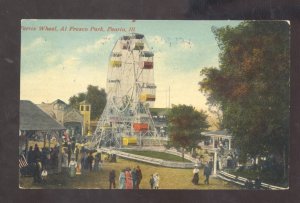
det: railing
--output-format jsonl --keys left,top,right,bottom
{"left": 218, "top": 171, "right": 289, "bottom": 190}
{"left": 119, "top": 146, "right": 198, "bottom": 163}
{"left": 97, "top": 147, "right": 195, "bottom": 169}
{"left": 164, "top": 149, "right": 197, "bottom": 163}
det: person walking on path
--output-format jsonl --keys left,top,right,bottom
{"left": 131, "top": 168, "right": 138, "bottom": 189}
{"left": 33, "top": 144, "right": 41, "bottom": 163}
{"left": 41, "top": 147, "right": 48, "bottom": 170}
{"left": 67, "top": 143, "right": 72, "bottom": 165}
{"left": 125, "top": 169, "right": 133, "bottom": 189}
{"left": 119, "top": 169, "right": 126, "bottom": 189}
{"left": 136, "top": 165, "right": 142, "bottom": 189}
{"left": 192, "top": 165, "right": 200, "bottom": 185}
{"left": 149, "top": 174, "right": 154, "bottom": 189}
{"left": 254, "top": 176, "right": 262, "bottom": 189}
{"left": 87, "top": 152, "right": 94, "bottom": 172}
{"left": 33, "top": 161, "right": 42, "bottom": 183}
{"left": 74, "top": 145, "right": 79, "bottom": 162}
{"left": 109, "top": 169, "right": 116, "bottom": 189}
{"left": 93, "top": 153, "right": 100, "bottom": 172}
{"left": 27, "top": 146, "right": 34, "bottom": 164}
{"left": 153, "top": 173, "right": 160, "bottom": 189}
{"left": 27, "top": 146, "right": 35, "bottom": 174}
{"left": 204, "top": 162, "right": 211, "bottom": 185}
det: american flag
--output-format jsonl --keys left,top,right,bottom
{"left": 19, "top": 154, "right": 28, "bottom": 169}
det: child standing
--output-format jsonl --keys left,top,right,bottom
{"left": 109, "top": 169, "right": 116, "bottom": 189}
{"left": 41, "top": 169, "right": 47, "bottom": 183}
{"left": 149, "top": 174, "right": 154, "bottom": 189}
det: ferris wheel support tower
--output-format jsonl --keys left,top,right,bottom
{"left": 91, "top": 33, "right": 160, "bottom": 148}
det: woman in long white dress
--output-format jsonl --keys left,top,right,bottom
{"left": 61, "top": 150, "right": 69, "bottom": 173}
{"left": 69, "top": 157, "right": 77, "bottom": 177}
{"left": 153, "top": 173, "right": 160, "bottom": 189}
{"left": 119, "top": 170, "right": 126, "bottom": 189}
{"left": 192, "top": 166, "right": 200, "bottom": 185}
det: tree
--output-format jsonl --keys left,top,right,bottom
{"left": 86, "top": 85, "right": 107, "bottom": 120}
{"left": 69, "top": 93, "right": 86, "bottom": 110}
{"left": 199, "top": 21, "right": 289, "bottom": 179}
{"left": 167, "top": 105, "right": 209, "bottom": 159}
{"left": 69, "top": 85, "right": 107, "bottom": 120}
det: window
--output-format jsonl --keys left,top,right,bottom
{"left": 80, "top": 106, "right": 84, "bottom": 111}
{"left": 86, "top": 106, "right": 89, "bottom": 111}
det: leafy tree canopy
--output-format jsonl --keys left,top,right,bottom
{"left": 199, "top": 21, "right": 290, "bottom": 161}
{"left": 167, "top": 104, "right": 209, "bottom": 150}
{"left": 69, "top": 85, "right": 107, "bottom": 120}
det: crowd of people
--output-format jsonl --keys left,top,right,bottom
{"left": 73, "top": 146, "right": 103, "bottom": 173}
{"left": 109, "top": 166, "right": 144, "bottom": 189}
{"left": 27, "top": 143, "right": 59, "bottom": 171}
{"left": 21, "top": 142, "right": 250, "bottom": 189}
{"left": 22, "top": 142, "right": 208, "bottom": 189}
{"left": 108, "top": 166, "right": 161, "bottom": 189}
{"left": 20, "top": 143, "right": 61, "bottom": 183}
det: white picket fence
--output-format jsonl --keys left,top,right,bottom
{"left": 218, "top": 171, "right": 289, "bottom": 190}
{"left": 97, "top": 147, "right": 195, "bottom": 169}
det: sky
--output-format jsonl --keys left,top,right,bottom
{"left": 21, "top": 20, "right": 242, "bottom": 111}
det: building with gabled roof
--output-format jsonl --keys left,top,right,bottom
{"left": 20, "top": 100, "right": 66, "bottom": 131}
{"left": 37, "top": 99, "right": 83, "bottom": 137}
{"left": 19, "top": 100, "right": 65, "bottom": 173}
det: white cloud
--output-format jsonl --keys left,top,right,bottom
{"left": 21, "top": 34, "right": 113, "bottom": 104}
{"left": 32, "top": 37, "right": 45, "bottom": 46}
{"left": 21, "top": 54, "right": 107, "bottom": 104}
{"left": 21, "top": 48, "right": 208, "bottom": 110}
{"left": 179, "top": 39, "right": 194, "bottom": 50}
{"left": 148, "top": 35, "right": 166, "bottom": 46}
{"left": 21, "top": 34, "right": 209, "bottom": 111}
{"left": 22, "top": 37, "right": 46, "bottom": 53}
{"left": 147, "top": 36, "right": 196, "bottom": 54}
{"left": 76, "top": 34, "right": 114, "bottom": 53}
{"left": 61, "top": 57, "right": 81, "bottom": 68}
{"left": 44, "top": 53, "right": 60, "bottom": 64}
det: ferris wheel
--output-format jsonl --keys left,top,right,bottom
{"left": 92, "top": 33, "right": 158, "bottom": 148}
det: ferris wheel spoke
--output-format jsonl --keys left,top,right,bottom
{"left": 94, "top": 33, "right": 160, "bottom": 149}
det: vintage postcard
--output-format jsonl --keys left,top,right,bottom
{"left": 19, "top": 20, "right": 289, "bottom": 190}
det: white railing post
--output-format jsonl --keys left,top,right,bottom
{"left": 213, "top": 150, "right": 217, "bottom": 175}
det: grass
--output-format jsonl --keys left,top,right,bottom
{"left": 121, "top": 150, "right": 191, "bottom": 163}
{"left": 19, "top": 155, "right": 240, "bottom": 190}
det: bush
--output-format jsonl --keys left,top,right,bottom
{"left": 164, "top": 142, "right": 172, "bottom": 149}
